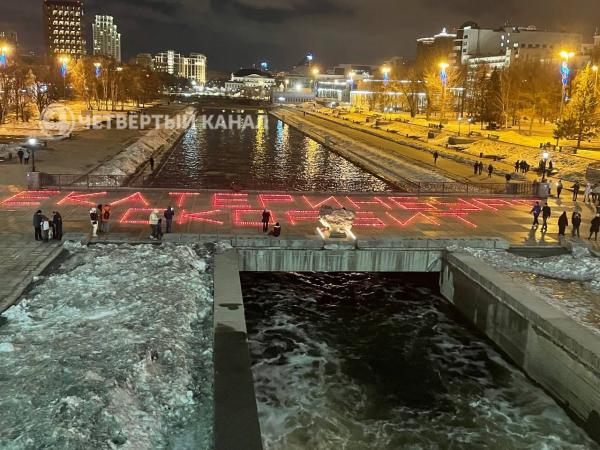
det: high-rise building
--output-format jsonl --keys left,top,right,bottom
{"left": 154, "top": 51, "right": 207, "bottom": 85}
{"left": 135, "top": 53, "right": 154, "bottom": 69}
{"left": 43, "top": 0, "right": 85, "bottom": 58}
{"left": 92, "top": 15, "right": 121, "bottom": 62}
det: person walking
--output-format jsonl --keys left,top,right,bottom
{"left": 433, "top": 151, "right": 439, "bottom": 165}
{"left": 514, "top": 160, "right": 520, "bottom": 172}
{"left": 149, "top": 157, "right": 155, "bottom": 171}
{"left": 261, "top": 208, "right": 271, "bottom": 233}
{"left": 571, "top": 210, "right": 582, "bottom": 238}
{"left": 89, "top": 208, "right": 99, "bottom": 238}
{"left": 101, "top": 205, "right": 111, "bottom": 233}
{"left": 589, "top": 213, "right": 600, "bottom": 241}
{"left": 17, "top": 148, "right": 24, "bottom": 164}
{"left": 572, "top": 181, "right": 580, "bottom": 201}
{"left": 96, "top": 204, "right": 104, "bottom": 234}
{"left": 584, "top": 183, "right": 592, "bottom": 203}
{"left": 52, "top": 211, "right": 63, "bottom": 240}
{"left": 541, "top": 202, "right": 551, "bottom": 233}
{"left": 487, "top": 164, "right": 494, "bottom": 178}
{"left": 149, "top": 209, "right": 159, "bottom": 239}
{"left": 24, "top": 149, "right": 30, "bottom": 165}
{"left": 556, "top": 179, "right": 563, "bottom": 198}
{"left": 557, "top": 211, "right": 568, "bottom": 237}
{"left": 41, "top": 216, "right": 51, "bottom": 242}
{"left": 473, "top": 161, "right": 478, "bottom": 175}
{"left": 33, "top": 210, "right": 43, "bottom": 241}
{"left": 268, "top": 222, "right": 281, "bottom": 237}
{"left": 478, "top": 161, "right": 484, "bottom": 175}
{"left": 530, "top": 201, "right": 541, "bottom": 229}
{"left": 164, "top": 206, "right": 175, "bottom": 233}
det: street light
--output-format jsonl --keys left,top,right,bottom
{"left": 28, "top": 138, "right": 38, "bottom": 172}
{"left": 541, "top": 151, "right": 550, "bottom": 182}
{"left": 59, "top": 56, "right": 70, "bottom": 99}
{"left": 94, "top": 62, "right": 102, "bottom": 78}
{"left": 439, "top": 62, "right": 449, "bottom": 125}
{"left": 381, "top": 65, "right": 391, "bottom": 82}
{"left": 0, "top": 45, "right": 12, "bottom": 68}
{"left": 559, "top": 51, "right": 574, "bottom": 117}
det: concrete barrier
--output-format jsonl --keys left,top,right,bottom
{"left": 440, "top": 252, "right": 600, "bottom": 441}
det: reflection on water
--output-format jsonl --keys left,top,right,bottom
{"left": 150, "top": 112, "right": 393, "bottom": 191}
{"left": 242, "top": 272, "right": 598, "bottom": 450}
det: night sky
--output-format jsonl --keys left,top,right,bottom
{"left": 2, "top": 0, "right": 600, "bottom": 71}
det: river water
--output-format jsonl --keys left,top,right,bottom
{"left": 242, "top": 272, "right": 598, "bottom": 450}
{"left": 150, "top": 112, "right": 392, "bottom": 191}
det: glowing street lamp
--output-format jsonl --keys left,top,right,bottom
{"left": 59, "top": 56, "right": 70, "bottom": 99}
{"left": 381, "top": 65, "right": 391, "bottom": 82}
{"left": 94, "top": 62, "right": 102, "bottom": 78}
{"left": 0, "top": 45, "right": 12, "bottom": 68}
{"left": 28, "top": 138, "right": 38, "bottom": 172}
{"left": 439, "top": 62, "right": 449, "bottom": 124}
{"left": 541, "top": 151, "right": 550, "bottom": 182}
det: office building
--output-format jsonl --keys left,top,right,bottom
{"left": 92, "top": 15, "right": 121, "bottom": 62}
{"left": 43, "top": 0, "right": 85, "bottom": 58}
{"left": 154, "top": 50, "right": 207, "bottom": 85}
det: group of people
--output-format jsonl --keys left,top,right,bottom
{"left": 530, "top": 201, "right": 600, "bottom": 240}
{"left": 89, "top": 204, "right": 112, "bottom": 238}
{"left": 16, "top": 148, "right": 31, "bottom": 165}
{"left": 32, "top": 210, "right": 63, "bottom": 241}
{"left": 514, "top": 160, "right": 531, "bottom": 174}
{"left": 148, "top": 206, "right": 176, "bottom": 240}
{"left": 261, "top": 208, "right": 282, "bottom": 237}
{"left": 472, "top": 161, "right": 494, "bottom": 178}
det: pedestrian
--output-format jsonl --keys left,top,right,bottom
{"left": 572, "top": 181, "right": 580, "bottom": 201}
{"left": 571, "top": 210, "right": 582, "bottom": 238}
{"left": 97, "top": 204, "right": 103, "bottom": 233}
{"left": 41, "top": 216, "right": 51, "bottom": 242}
{"left": 584, "top": 183, "right": 592, "bottom": 203}
{"left": 24, "top": 149, "right": 30, "bottom": 164}
{"left": 478, "top": 161, "right": 483, "bottom": 175}
{"left": 589, "top": 213, "right": 600, "bottom": 241}
{"left": 52, "top": 211, "right": 63, "bottom": 240}
{"left": 473, "top": 161, "right": 478, "bottom": 175}
{"left": 433, "top": 151, "right": 439, "bottom": 165}
{"left": 164, "top": 206, "right": 175, "bottom": 233}
{"left": 149, "top": 156, "right": 155, "bottom": 171}
{"left": 557, "top": 211, "right": 568, "bottom": 237}
{"left": 33, "top": 209, "right": 43, "bottom": 241}
{"left": 156, "top": 218, "right": 164, "bottom": 240}
{"left": 487, "top": 164, "right": 494, "bottom": 178}
{"left": 149, "top": 209, "right": 159, "bottom": 239}
{"left": 549, "top": 161, "right": 554, "bottom": 172}
{"left": 556, "top": 179, "right": 563, "bottom": 198}
{"left": 101, "top": 204, "right": 111, "bottom": 233}
{"left": 268, "top": 222, "right": 281, "bottom": 237}
{"left": 17, "top": 148, "right": 24, "bottom": 164}
{"left": 541, "top": 202, "right": 551, "bottom": 233}
{"left": 514, "top": 160, "right": 519, "bottom": 172}
{"left": 89, "top": 207, "right": 99, "bottom": 237}
{"left": 261, "top": 208, "right": 271, "bottom": 233}
{"left": 530, "top": 201, "right": 541, "bottom": 229}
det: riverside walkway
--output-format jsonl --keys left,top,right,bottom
{"left": 1, "top": 188, "right": 598, "bottom": 250}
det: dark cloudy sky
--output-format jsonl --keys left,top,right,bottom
{"left": 2, "top": 0, "right": 600, "bottom": 71}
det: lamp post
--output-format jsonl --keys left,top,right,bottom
{"left": 439, "top": 62, "right": 449, "bottom": 126}
{"left": 541, "top": 151, "right": 550, "bottom": 182}
{"left": 28, "top": 138, "right": 38, "bottom": 172}
{"left": 59, "top": 56, "right": 70, "bottom": 99}
{"left": 381, "top": 65, "right": 391, "bottom": 83}
{"left": 559, "top": 51, "right": 574, "bottom": 119}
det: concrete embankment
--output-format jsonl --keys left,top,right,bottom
{"left": 440, "top": 251, "right": 600, "bottom": 441}
{"left": 90, "top": 106, "right": 196, "bottom": 179}
{"left": 270, "top": 108, "right": 452, "bottom": 190}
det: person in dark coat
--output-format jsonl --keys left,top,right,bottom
{"left": 590, "top": 213, "right": 600, "bottom": 241}
{"left": 17, "top": 149, "right": 24, "bottom": 164}
{"left": 261, "top": 208, "right": 271, "bottom": 233}
{"left": 557, "top": 211, "right": 568, "bottom": 237}
{"left": 478, "top": 161, "right": 484, "bottom": 175}
{"left": 541, "top": 203, "right": 551, "bottom": 233}
{"left": 52, "top": 211, "right": 63, "bottom": 240}
{"left": 571, "top": 211, "right": 582, "bottom": 238}
{"left": 164, "top": 206, "right": 175, "bottom": 233}
{"left": 269, "top": 222, "right": 281, "bottom": 237}
{"left": 473, "top": 161, "right": 478, "bottom": 175}
{"left": 487, "top": 164, "right": 494, "bottom": 178}
{"left": 33, "top": 210, "right": 43, "bottom": 241}
{"left": 149, "top": 157, "right": 155, "bottom": 171}
{"left": 433, "top": 151, "right": 439, "bottom": 165}
{"left": 514, "top": 160, "right": 520, "bottom": 172}
{"left": 572, "top": 181, "right": 580, "bottom": 201}
{"left": 530, "top": 201, "right": 541, "bottom": 229}
{"left": 556, "top": 179, "right": 563, "bottom": 198}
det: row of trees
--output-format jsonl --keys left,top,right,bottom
{"left": 354, "top": 59, "right": 600, "bottom": 147}
{"left": 0, "top": 55, "right": 190, "bottom": 125}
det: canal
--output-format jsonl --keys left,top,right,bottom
{"left": 149, "top": 111, "right": 393, "bottom": 191}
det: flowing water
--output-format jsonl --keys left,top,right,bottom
{"left": 242, "top": 272, "right": 598, "bottom": 450}
{"left": 149, "top": 112, "right": 393, "bottom": 191}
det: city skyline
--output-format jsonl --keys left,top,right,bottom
{"left": 1, "top": 0, "right": 600, "bottom": 70}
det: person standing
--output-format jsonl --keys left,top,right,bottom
{"left": 24, "top": 149, "right": 30, "bottom": 165}
{"left": 149, "top": 157, "right": 155, "bottom": 171}
{"left": 101, "top": 205, "right": 111, "bottom": 233}
{"left": 557, "top": 211, "right": 568, "bottom": 237}
{"left": 572, "top": 181, "right": 580, "bottom": 201}
{"left": 589, "top": 213, "right": 600, "bottom": 241}
{"left": 269, "top": 222, "right": 281, "bottom": 237}
{"left": 17, "top": 148, "right": 24, "bottom": 164}
{"left": 487, "top": 164, "right": 494, "bottom": 178}
{"left": 514, "top": 160, "right": 519, "bottom": 172}
{"left": 473, "top": 161, "right": 478, "bottom": 175}
{"left": 33, "top": 210, "right": 43, "bottom": 241}
{"left": 89, "top": 208, "right": 99, "bottom": 238}
{"left": 530, "top": 201, "right": 541, "bottom": 229}
{"left": 433, "top": 151, "right": 439, "bottom": 165}
{"left": 164, "top": 206, "right": 175, "bottom": 233}
{"left": 478, "top": 161, "right": 484, "bottom": 175}
{"left": 52, "top": 211, "right": 63, "bottom": 240}
{"left": 149, "top": 209, "right": 159, "bottom": 239}
{"left": 261, "top": 208, "right": 271, "bottom": 233}
{"left": 541, "top": 202, "right": 551, "bottom": 233}
{"left": 556, "top": 179, "right": 563, "bottom": 198}
{"left": 96, "top": 204, "right": 103, "bottom": 234}
{"left": 571, "top": 210, "right": 582, "bottom": 238}
{"left": 41, "top": 216, "right": 51, "bottom": 242}
{"left": 584, "top": 183, "right": 592, "bottom": 203}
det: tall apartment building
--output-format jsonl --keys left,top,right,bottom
{"left": 92, "top": 15, "right": 121, "bottom": 62}
{"left": 154, "top": 51, "right": 207, "bottom": 85}
{"left": 43, "top": 0, "right": 85, "bottom": 58}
